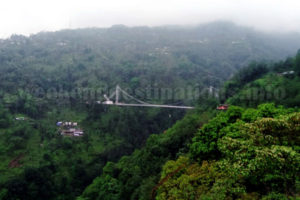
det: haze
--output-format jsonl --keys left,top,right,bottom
{"left": 1, "top": 0, "right": 300, "bottom": 38}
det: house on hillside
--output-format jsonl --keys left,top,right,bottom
{"left": 278, "top": 71, "right": 295, "bottom": 77}
{"left": 58, "top": 121, "right": 84, "bottom": 137}
{"left": 217, "top": 104, "right": 229, "bottom": 110}
{"left": 15, "top": 117, "right": 26, "bottom": 121}
{"left": 281, "top": 71, "right": 295, "bottom": 75}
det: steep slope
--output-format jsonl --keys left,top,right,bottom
{"left": 157, "top": 104, "right": 299, "bottom": 199}
{"left": 153, "top": 52, "right": 300, "bottom": 199}
{"left": 223, "top": 50, "right": 300, "bottom": 107}
{"left": 79, "top": 51, "right": 300, "bottom": 200}
{"left": 79, "top": 108, "right": 215, "bottom": 200}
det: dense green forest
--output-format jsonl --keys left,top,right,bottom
{"left": 155, "top": 104, "right": 299, "bottom": 199}
{"left": 78, "top": 51, "right": 300, "bottom": 199}
{"left": 223, "top": 50, "right": 300, "bottom": 107}
{"left": 0, "top": 22, "right": 300, "bottom": 200}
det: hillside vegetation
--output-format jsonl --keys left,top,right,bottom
{"left": 157, "top": 104, "right": 299, "bottom": 199}
{"left": 80, "top": 51, "right": 300, "bottom": 200}
{"left": 0, "top": 22, "right": 300, "bottom": 200}
{"left": 224, "top": 50, "right": 300, "bottom": 107}
{"left": 153, "top": 51, "right": 300, "bottom": 199}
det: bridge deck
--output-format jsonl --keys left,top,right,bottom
{"left": 109, "top": 103, "right": 195, "bottom": 109}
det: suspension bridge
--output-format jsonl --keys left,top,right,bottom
{"left": 97, "top": 85, "right": 195, "bottom": 109}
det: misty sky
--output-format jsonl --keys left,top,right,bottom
{"left": 0, "top": 0, "right": 300, "bottom": 38}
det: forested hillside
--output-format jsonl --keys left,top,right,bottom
{"left": 1, "top": 21, "right": 300, "bottom": 119}
{"left": 1, "top": 21, "right": 300, "bottom": 102}
{"left": 156, "top": 104, "right": 299, "bottom": 199}
{"left": 154, "top": 51, "right": 300, "bottom": 199}
{"left": 80, "top": 51, "right": 300, "bottom": 200}
{"left": 0, "top": 22, "right": 300, "bottom": 200}
{"left": 223, "top": 50, "right": 300, "bottom": 107}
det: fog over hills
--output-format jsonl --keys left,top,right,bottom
{"left": 1, "top": 0, "right": 300, "bottom": 38}
{"left": 1, "top": 22, "right": 300, "bottom": 96}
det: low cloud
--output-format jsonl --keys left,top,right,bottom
{"left": 1, "top": 0, "right": 300, "bottom": 38}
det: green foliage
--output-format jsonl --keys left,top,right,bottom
{"left": 261, "top": 192, "right": 289, "bottom": 200}
{"left": 190, "top": 106, "right": 243, "bottom": 161}
{"left": 0, "top": 22, "right": 299, "bottom": 118}
{"left": 84, "top": 105, "right": 185, "bottom": 148}
{"left": 241, "top": 108, "right": 259, "bottom": 122}
{"left": 295, "top": 49, "right": 300, "bottom": 76}
{"left": 156, "top": 104, "right": 300, "bottom": 199}
{"left": 223, "top": 62, "right": 269, "bottom": 101}
{"left": 225, "top": 51, "right": 300, "bottom": 108}
{"left": 81, "top": 175, "right": 121, "bottom": 200}
{"left": 156, "top": 158, "right": 246, "bottom": 200}
{"left": 257, "top": 103, "right": 282, "bottom": 117}
{"left": 1, "top": 23, "right": 300, "bottom": 200}
{"left": 0, "top": 104, "right": 12, "bottom": 128}
{"left": 80, "top": 111, "right": 214, "bottom": 200}
{"left": 2, "top": 165, "right": 57, "bottom": 200}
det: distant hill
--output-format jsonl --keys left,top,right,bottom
{"left": 0, "top": 21, "right": 300, "bottom": 109}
